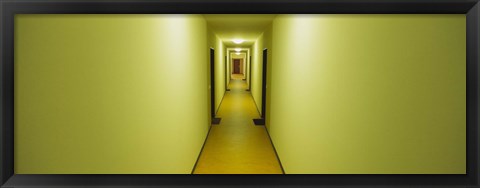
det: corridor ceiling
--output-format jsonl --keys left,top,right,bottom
{"left": 203, "top": 14, "right": 277, "bottom": 47}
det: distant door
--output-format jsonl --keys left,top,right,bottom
{"left": 233, "top": 59, "right": 240, "bottom": 74}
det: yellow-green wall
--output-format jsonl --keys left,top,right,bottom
{"left": 245, "top": 49, "right": 251, "bottom": 89}
{"left": 251, "top": 36, "right": 264, "bottom": 115}
{"left": 251, "top": 24, "right": 273, "bottom": 118}
{"left": 14, "top": 14, "right": 209, "bottom": 174}
{"left": 207, "top": 28, "right": 226, "bottom": 114}
{"left": 263, "top": 23, "right": 273, "bottom": 130}
{"left": 215, "top": 36, "right": 226, "bottom": 113}
{"left": 268, "top": 14, "right": 466, "bottom": 174}
{"left": 226, "top": 49, "right": 231, "bottom": 87}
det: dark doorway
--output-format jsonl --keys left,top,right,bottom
{"left": 253, "top": 49, "right": 267, "bottom": 125}
{"left": 247, "top": 56, "right": 252, "bottom": 91}
{"left": 233, "top": 59, "right": 241, "bottom": 74}
{"left": 225, "top": 56, "right": 230, "bottom": 91}
{"left": 210, "top": 48, "right": 221, "bottom": 125}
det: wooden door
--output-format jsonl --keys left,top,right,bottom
{"left": 233, "top": 59, "right": 240, "bottom": 74}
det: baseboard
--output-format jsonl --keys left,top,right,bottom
{"left": 191, "top": 125, "right": 213, "bottom": 174}
{"left": 263, "top": 126, "right": 286, "bottom": 174}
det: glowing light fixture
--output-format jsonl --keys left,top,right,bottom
{"left": 232, "top": 39, "right": 244, "bottom": 44}
{"left": 235, "top": 48, "right": 241, "bottom": 52}
{"left": 235, "top": 52, "right": 241, "bottom": 55}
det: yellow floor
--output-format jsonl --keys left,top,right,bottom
{"left": 231, "top": 73, "right": 245, "bottom": 80}
{"left": 193, "top": 79, "right": 284, "bottom": 174}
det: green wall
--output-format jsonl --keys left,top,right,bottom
{"left": 207, "top": 28, "right": 226, "bottom": 114}
{"left": 268, "top": 14, "right": 466, "bottom": 174}
{"left": 250, "top": 24, "right": 273, "bottom": 119}
{"left": 251, "top": 35, "right": 264, "bottom": 115}
{"left": 14, "top": 14, "right": 210, "bottom": 174}
{"left": 263, "top": 24, "right": 273, "bottom": 130}
{"left": 245, "top": 49, "right": 251, "bottom": 89}
{"left": 251, "top": 24, "right": 273, "bottom": 119}
{"left": 226, "top": 49, "right": 231, "bottom": 87}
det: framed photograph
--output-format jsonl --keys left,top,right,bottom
{"left": 1, "top": 0, "right": 478, "bottom": 187}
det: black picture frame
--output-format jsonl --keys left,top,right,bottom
{"left": 1, "top": 0, "right": 478, "bottom": 187}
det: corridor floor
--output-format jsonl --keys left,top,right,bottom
{"left": 193, "top": 78, "right": 284, "bottom": 174}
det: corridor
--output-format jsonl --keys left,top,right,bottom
{"left": 14, "top": 14, "right": 467, "bottom": 175}
{"left": 193, "top": 77, "right": 283, "bottom": 174}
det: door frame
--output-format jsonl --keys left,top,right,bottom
{"left": 210, "top": 48, "right": 220, "bottom": 124}
{"left": 248, "top": 55, "right": 252, "bottom": 91}
{"left": 232, "top": 58, "right": 241, "bottom": 74}
{"left": 253, "top": 48, "right": 268, "bottom": 125}
{"left": 225, "top": 55, "right": 230, "bottom": 91}
{"left": 210, "top": 48, "right": 215, "bottom": 118}
{"left": 260, "top": 49, "right": 267, "bottom": 119}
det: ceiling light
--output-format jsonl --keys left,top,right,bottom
{"left": 235, "top": 48, "right": 241, "bottom": 52}
{"left": 235, "top": 52, "right": 240, "bottom": 55}
{"left": 232, "top": 39, "right": 244, "bottom": 44}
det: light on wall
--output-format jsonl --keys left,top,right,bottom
{"left": 235, "top": 48, "right": 241, "bottom": 52}
{"left": 232, "top": 39, "right": 244, "bottom": 44}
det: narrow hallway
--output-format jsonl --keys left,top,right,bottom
{"left": 13, "top": 14, "right": 468, "bottom": 176}
{"left": 193, "top": 77, "right": 283, "bottom": 174}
